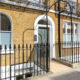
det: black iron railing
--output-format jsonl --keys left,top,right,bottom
{"left": 0, "top": 44, "right": 50, "bottom": 80}
{"left": 55, "top": 42, "right": 80, "bottom": 64}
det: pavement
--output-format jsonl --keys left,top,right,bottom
{"left": 51, "top": 70, "right": 80, "bottom": 80}
{"left": 29, "top": 68, "right": 80, "bottom": 80}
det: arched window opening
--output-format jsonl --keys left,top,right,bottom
{"left": 0, "top": 13, "right": 12, "bottom": 49}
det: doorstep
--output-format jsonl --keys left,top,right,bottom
{"left": 52, "top": 58, "right": 73, "bottom": 67}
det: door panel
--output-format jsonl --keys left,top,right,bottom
{"left": 38, "top": 27, "right": 49, "bottom": 44}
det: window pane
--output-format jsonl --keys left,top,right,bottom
{"left": 75, "top": 28, "right": 77, "bottom": 34}
{"left": 0, "top": 14, "right": 11, "bottom": 31}
{"left": 38, "top": 20, "right": 50, "bottom": 25}
{"left": 0, "top": 32, "right": 11, "bottom": 48}
{"left": 63, "top": 27, "right": 65, "bottom": 33}
{"left": 74, "top": 24, "right": 77, "bottom": 34}
{"left": 67, "top": 34, "right": 71, "bottom": 42}
{"left": 38, "top": 28, "right": 49, "bottom": 44}
{"left": 67, "top": 22, "right": 71, "bottom": 26}
{"left": 67, "top": 29, "right": 71, "bottom": 33}
{"left": 73, "top": 34, "right": 77, "bottom": 42}
{"left": 63, "top": 34, "right": 66, "bottom": 42}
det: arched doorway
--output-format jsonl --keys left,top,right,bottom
{"left": 34, "top": 15, "right": 55, "bottom": 58}
{"left": 0, "top": 12, "right": 13, "bottom": 49}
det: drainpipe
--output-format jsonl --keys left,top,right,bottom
{"left": 46, "top": 0, "right": 49, "bottom": 72}
{"left": 58, "top": 0, "right": 61, "bottom": 58}
{"left": 70, "top": 6, "right": 73, "bottom": 63}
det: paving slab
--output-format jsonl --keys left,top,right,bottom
{"left": 50, "top": 70, "right": 80, "bottom": 80}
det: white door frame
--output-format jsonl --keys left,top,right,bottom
{"left": 34, "top": 15, "right": 55, "bottom": 58}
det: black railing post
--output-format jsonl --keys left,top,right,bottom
{"left": 33, "top": 44, "right": 35, "bottom": 76}
{"left": 30, "top": 44, "right": 32, "bottom": 76}
{"left": 45, "top": 43, "right": 46, "bottom": 72}
{"left": 46, "top": 44, "right": 50, "bottom": 71}
{"left": 46, "top": 0, "right": 49, "bottom": 72}
{"left": 66, "top": 42, "right": 68, "bottom": 61}
{"left": 22, "top": 44, "right": 24, "bottom": 78}
{"left": 37, "top": 44, "right": 38, "bottom": 75}
{"left": 26, "top": 44, "right": 28, "bottom": 74}
{"left": 74, "top": 42, "right": 75, "bottom": 63}
{"left": 9, "top": 44, "right": 11, "bottom": 80}
{"left": 0, "top": 45, "right": 2, "bottom": 79}
{"left": 76, "top": 42, "right": 77, "bottom": 63}
{"left": 78, "top": 42, "right": 79, "bottom": 63}
{"left": 14, "top": 44, "right": 16, "bottom": 80}
{"left": 70, "top": 5, "right": 73, "bottom": 63}
{"left": 18, "top": 44, "right": 20, "bottom": 76}
{"left": 40, "top": 44, "right": 41, "bottom": 75}
{"left": 5, "top": 45, "right": 7, "bottom": 80}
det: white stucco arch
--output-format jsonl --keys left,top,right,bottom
{"left": 34, "top": 15, "right": 55, "bottom": 58}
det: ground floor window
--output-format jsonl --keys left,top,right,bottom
{"left": 63, "top": 21, "right": 80, "bottom": 47}
{"left": 0, "top": 13, "right": 12, "bottom": 49}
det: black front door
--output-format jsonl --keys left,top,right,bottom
{"left": 34, "top": 27, "right": 50, "bottom": 72}
{"left": 38, "top": 27, "right": 49, "bottom": 71}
